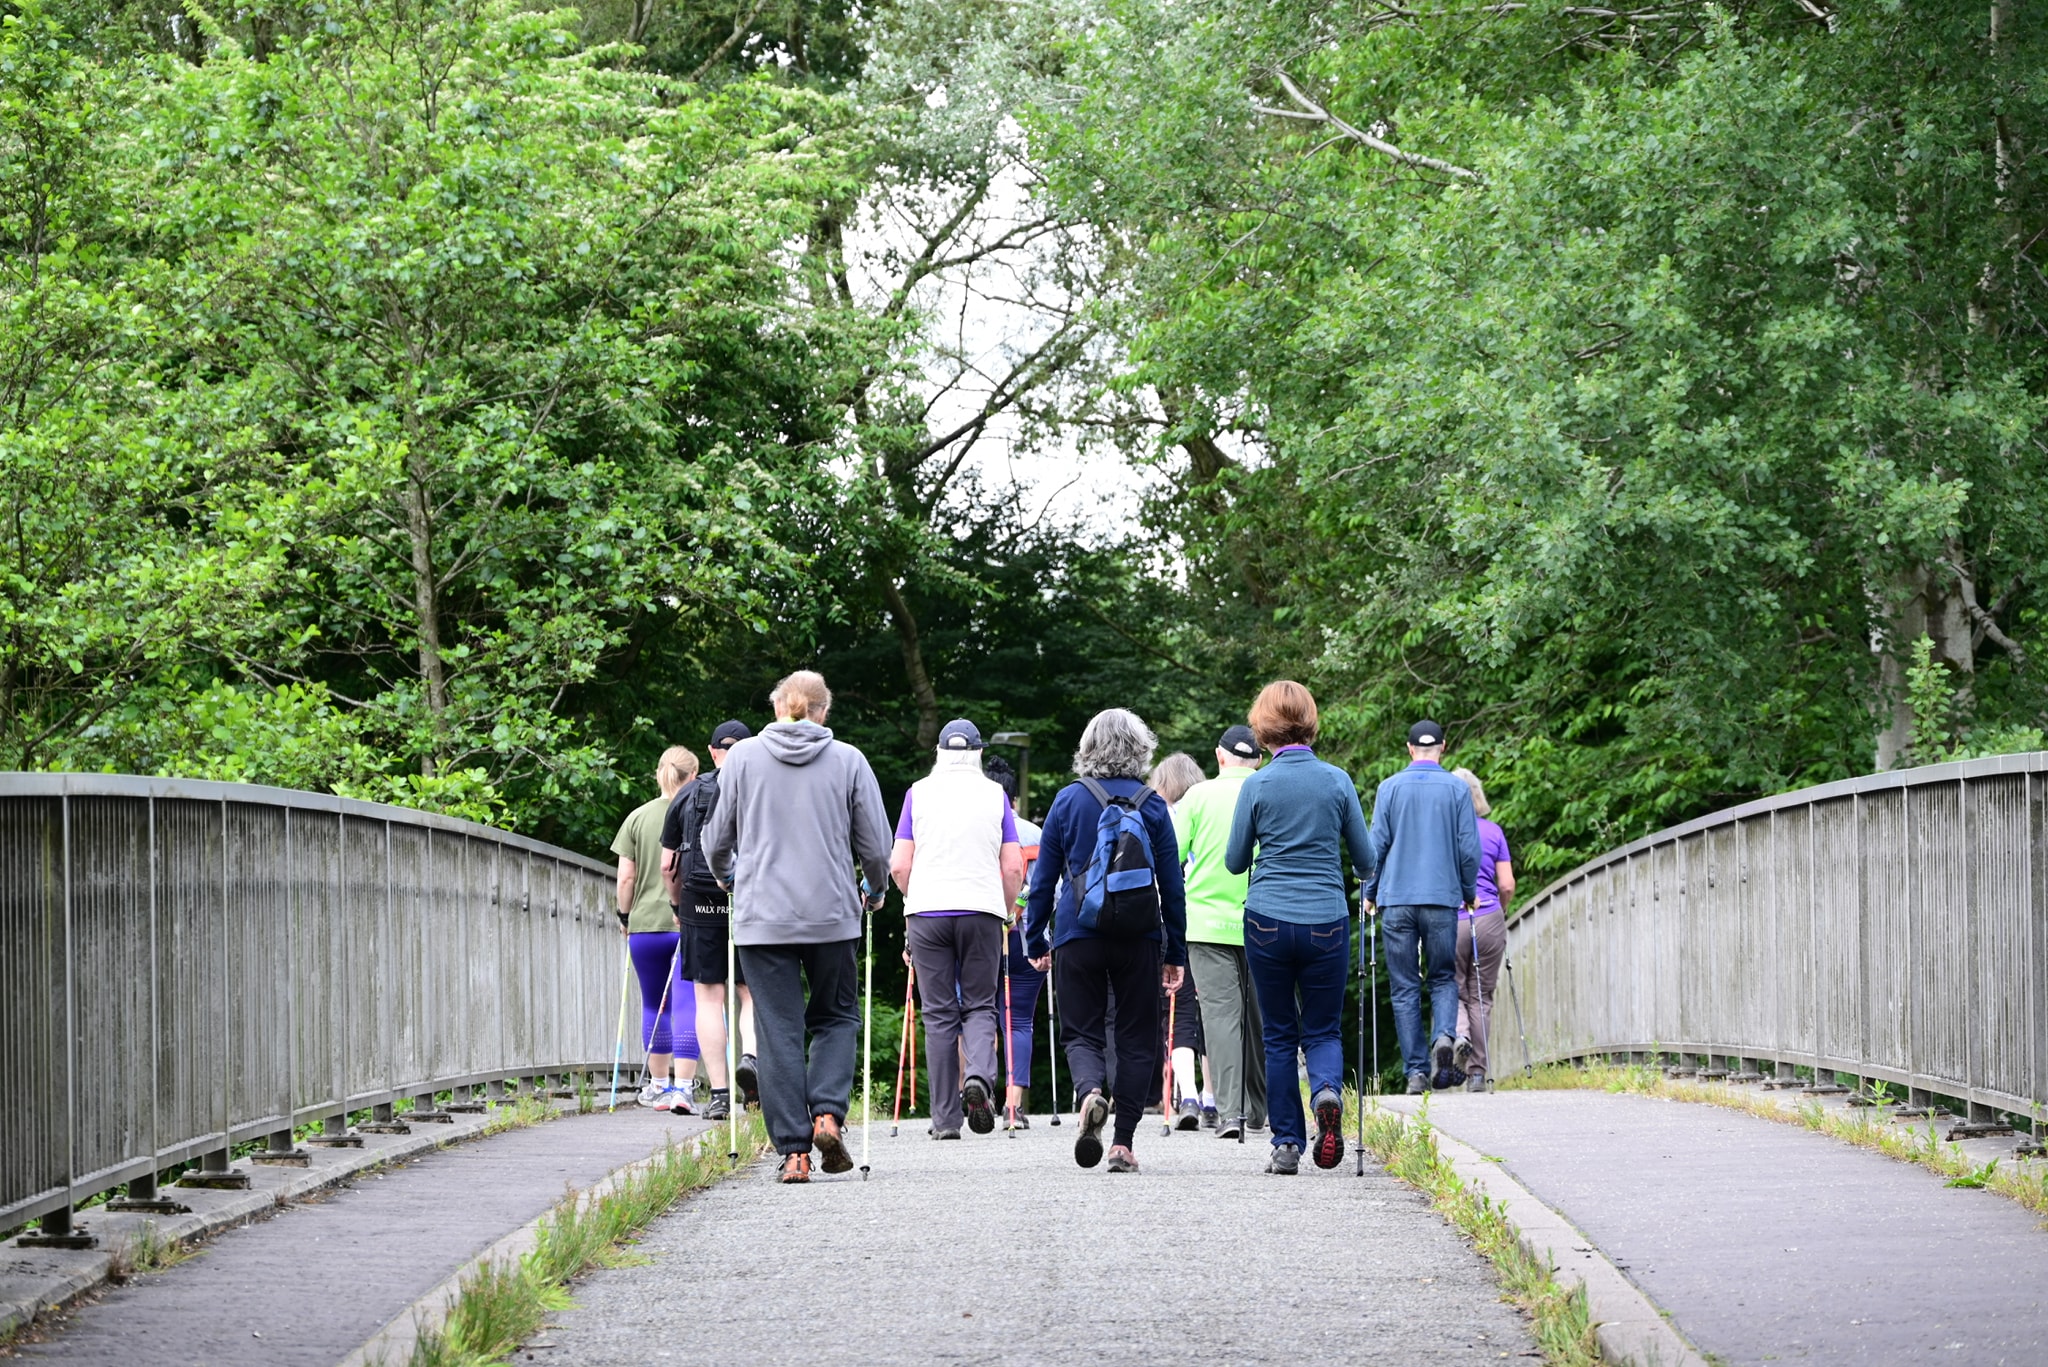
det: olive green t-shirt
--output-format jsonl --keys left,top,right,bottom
{"left": 610, "top": 795, "right": 675, "bottom": 934}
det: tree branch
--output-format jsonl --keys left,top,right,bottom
{"left": 1255, "top": 70, "right": 1482, "bottom": 182}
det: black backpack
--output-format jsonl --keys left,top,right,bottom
{"left": 1074, "top": 777, "right": 1163, "bottom": 940}
{"left": 667, "top": 770, "right": 722, "bottom": 896}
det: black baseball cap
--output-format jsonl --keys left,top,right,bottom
{"left": 710, "top": 720, "right": 752, "bottom": 749}
{"left": 938, "top": 718, "right": 984, "bottom": 751}
{"left": 1218, "top": 724, "right": 1260, "bottom": 759}
{"left": 1407, "top": 720, "right": 1445, "bottom": 747}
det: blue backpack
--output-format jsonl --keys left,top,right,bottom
{"left": 1075, "top": 778, "right": 1162, "bottom": 939}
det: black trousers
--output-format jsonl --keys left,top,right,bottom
{"left": 736, "top": 939, "right": 858, "bottom": 1156}
{"left": 1055, "top": 936, "right": 1162, "bottom": 1148}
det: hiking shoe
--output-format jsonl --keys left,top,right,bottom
{"left": 660, "top": 1087, "right": 694, "bottom": 1115}
{"left": 1431, "top": 1035, "right": 1457, "bottom": 1089}
{"left": 1175, "top": 1098, "right": 1201, "bottom": 1130}
{"left": 1267, "top": 1143, "right": 1301, "bottom": 1175}
{"left": 777, "top": 1152, "right": 810, "bottom": 1184}
{"left": 964, "top": 1077, "right": 996, "bottom": 1134}
{"left": 1311, "top": 1088, "right": 1346, "bottom": 1169}
{"left": 735, "top": 1054, "right": 760, "bottom": 1106}
{"left": 1005, "top": 1111, "right": 1031, "bottom": 1130}
{"left": 1218, "top": 1120, "right": 1245, "bottom": 1140}
{"left": 1105, "top": 1145, "right": 1139, "bottom": 1173}
{"left": 1201, "top": 1103, "right": 1219, "bottom": 1130}
{"left": 702, "top": 1090, "right": 731, "bottom": 1121}
{"left": 1453, "top": 1037, "right": 1474, "bottom": 1075}
{"left": 1465, "top": 1071, "right": 1489, "bottom": 1093}
{"left": 1074, "top": 1091, "right": 1111, "bottom": 1168}
{"left": 636, "top": 1079, "right": 666, "bottom": 1108}
{"left": 813, "top": 1113, "right": 853, "bottom": 1173}
{"left": 1406, "top": 1072, "right": 1428, "bottom": 1095}
{"left": 929, "top": 1127, "right": 962, "bottom": 1140}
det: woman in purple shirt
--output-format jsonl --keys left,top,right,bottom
{"left": 1451, "top": 769, "right": 1515, "bottom": 1091}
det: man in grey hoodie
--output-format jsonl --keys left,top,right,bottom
{"left": 704, "top": 669, "right": 892, "bottom": 1183}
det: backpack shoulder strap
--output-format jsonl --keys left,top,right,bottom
{"left": 1076, "top": 776, "right": 1112, "bottom": 809}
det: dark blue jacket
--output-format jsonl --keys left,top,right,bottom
{"left": 1223, "top": 749, "right": 1374, "bottom": 924}
{"left": 1022, "top": 777, "right": 1187, "bottom": 965}
{"left": 1363, "top": 761, "right": 1480, "bottom": 908}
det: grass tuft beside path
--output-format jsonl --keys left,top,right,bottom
{"left": 404, "top": 1113, "right": 769, "bottom": 1367}
{"left": 1500, "top": 1063, "right": 2048, "bottom": 1219}
{"left": 1348, "top": 1092, "right": 1602, "bottom": 1367}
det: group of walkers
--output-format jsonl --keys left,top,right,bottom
{"left": 608, "top": 668, "right": 1516, "bottom": 1183}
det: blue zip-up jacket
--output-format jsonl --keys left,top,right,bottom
{"left": 1222, "top": 749, "right": 1374, "bottom": 924}
{"left": 1363, "top": 760, "right": 1481, "bottom": 909}
{"left": 1022, "top": 777, "right": 1187, "bottom": 965}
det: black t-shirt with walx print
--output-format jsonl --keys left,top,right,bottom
{"left": 660, "top": 771, "right": 729, "bottom": 921}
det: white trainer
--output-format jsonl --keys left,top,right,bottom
{"left": 636, "top": 1080, "right": 666, "bottom": 1108}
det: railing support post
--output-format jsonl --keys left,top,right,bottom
{"left": 178, "top": 1145, "right": 250, "bottom": 1190}
{"left": 251, "top": 1128, "right": 310, "bottom": 1166}
{"left": 360, "top": 1102, "right": 410, "bottom": 1135}
{"left": 14, "top": 1202, "right": 97, "bottom": 1250}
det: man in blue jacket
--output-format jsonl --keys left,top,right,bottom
{"left": 1364, "top": 720, "right": 1481, "bottom": 1094}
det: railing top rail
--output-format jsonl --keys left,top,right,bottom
{"left": 1511, "top": 749, "right": 2048, "bottom": 917}
{"left": 0, "top": 771, "right": 615, "bottom": 877}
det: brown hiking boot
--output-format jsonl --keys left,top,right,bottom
{"left": 777, "top": 1152, "right": 811, "bottom": 1184}
{"left": 813, "top": 1113, "right": 853, "bottom": 1174}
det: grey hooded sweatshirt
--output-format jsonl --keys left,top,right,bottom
{"left": 703, "top": 720, "right": 892, "bottom": 946}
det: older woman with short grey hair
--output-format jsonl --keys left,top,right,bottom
{"left": 1023, "top": 709, "right": 1188, "bottom": 1173}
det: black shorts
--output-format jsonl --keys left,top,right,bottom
{"left": 680, "top": 913, "right": 743, "bottom": 986}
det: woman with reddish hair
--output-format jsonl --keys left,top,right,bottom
{"left": 1225, "top": 681, "right": 1374, "bottom": 1174}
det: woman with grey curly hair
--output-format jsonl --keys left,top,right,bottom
{"left": 1023, "top": 709, "right": 1188, "bottom": 1173}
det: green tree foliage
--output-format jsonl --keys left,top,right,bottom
{"left": 1033, "top": 0, "right": 2048, "bottom": 882}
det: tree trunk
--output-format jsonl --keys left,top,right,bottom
{"left": 881, "top": 576, "right": 940, "bottom": 750}
{"left": 1874, "top": 564, "right": 1974, "bottom": 770}
{"left": 406, "top": 450, "right": 450, "bottom": 778}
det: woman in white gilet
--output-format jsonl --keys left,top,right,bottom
{"left": 889, "top": 719, "right": 1026, "bottom": 1138}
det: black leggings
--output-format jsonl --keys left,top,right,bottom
{"left": 1055, "top": 937, "right": 1162, "bottom": 1148}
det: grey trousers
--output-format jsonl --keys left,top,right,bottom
{"left": 1188, "top": 941, "right": 1267, "bottom": 1128}
{"left": 908, "top": 913, "right": 1003, "bottom": 1133}
{"left": 1454, "top": 910, "right": 1507, "bottom": 1076}
{"left": 736, "top": 939, "right": 858, "bottom": 1155}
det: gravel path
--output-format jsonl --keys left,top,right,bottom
{"left": 7, "top": 1107, "right": 709, "bottom": 1367}
{"left": 528, "top": 1114, "right": 1536, "bottom": 1366}
{"left": 1394, "top": 1090, "right": 2048, "bottom": 1366}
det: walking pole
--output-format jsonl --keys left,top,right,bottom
{"left": 890, "top": 963, "right": 916, "bottom": 1137}
{"left": 645, "top": 938, "right": 683, "bottom": 1102}
{"left": 1504, "top": 953, "right": 1533, "bottom": 1078}
{"left": 1046, "top": 950, "right": 1061, "bottom": 1126}
{"left": 907, "top": 984, "right": 919, "bottom": 1121}
{"left": 1358, "top": 905, "right": 1377, "bottom": 1176}
{"left": 1159, "top": 978, "right": 1177, "bottom": 1137}
{"left": 1236, "top": 948, "right": 1251, "bottom": 1145}
{"left": 607, "top": 947, "right": 631, "bottom": 1110}
{"left": 860, "top": 888, "right": 875, "bottom": 1181}
{"left": 726, "top": 903, "right": 739, "bottom": 1164}
{"left": 1002, "top": 945, "right": 1019, "bottom": 1134}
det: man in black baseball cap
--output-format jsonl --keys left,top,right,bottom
{"left": 661, "top": 718, "right": 758, "bottom": 1119}
{"left": 1364, "top": 718, "right": 1481, "bottom": 1093}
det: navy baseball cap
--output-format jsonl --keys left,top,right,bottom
{"left": 938, "top": 719, "right": 984, "bottom": 751}
{"left": 1218, "top": 724, "right": 1259, "bottom": 758}
{"left": 710, "top": 720, "right": 752, "bottom": 749}
{"left": 1407, "top": 720, "right": 1445, "bottom": 747}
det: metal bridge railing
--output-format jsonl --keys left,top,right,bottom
{"left": 0, "top": 774, "right": 624, "bottom": 1239}
{"left": 1498, "top": 752, "right": 2048, "bottom": 1126}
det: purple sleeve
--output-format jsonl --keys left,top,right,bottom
{"left": 1487, "top": 823, "right": 1511, "bottom": 866}
{"left": 1000, "top": 803, "right": 1018, "bottom": 843}
{"left": 895, "top": 791, "right": 914, "bottom": 841}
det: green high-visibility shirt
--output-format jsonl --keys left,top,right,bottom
{"left": 1171, "top": 765, "right": 1256, "bottom": 946}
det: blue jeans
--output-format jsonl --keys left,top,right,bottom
{"left": 1381, "top": 904, "right": 1460, "bottom": 1077}
{"left": 1243, "top": 913, "right": 1348, "bottom": 1150}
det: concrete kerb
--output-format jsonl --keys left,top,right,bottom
{"left": 1379, "top": 1096, "right": 1709, "bottom": 1367}
{"left": 335, "top": 1123, "right": 763, "bottom": 1367}
{"left": 0, "top": 1097, "right": 584, "bottom": 1344}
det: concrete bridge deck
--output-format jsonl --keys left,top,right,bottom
{"left": 11, "top": 1088, "right": 2048, "bottom": 1365}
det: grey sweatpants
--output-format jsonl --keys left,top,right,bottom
{"left": 908, "top": 913, "right": 1003, "bottom": 1133}
{"left": 737, "top": 938, "right": 859, "bottom": 1155}
{"left": 1454, "top": 910, "right": 1507, "bottom": 1076}
{"left": 1188, "top": 941, "right": 1267, "bottom": 1128}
